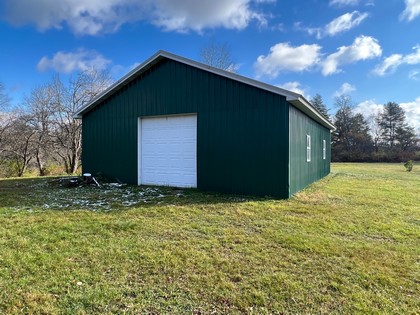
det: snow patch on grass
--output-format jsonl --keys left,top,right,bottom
{"left": 9, "top": 179, "right": 185, "bottom": 212}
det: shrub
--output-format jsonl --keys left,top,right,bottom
{"left": 404, "top": 160, "right": 414, "bottom": 172}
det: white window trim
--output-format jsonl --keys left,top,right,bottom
{"left": 306, "top": 135, "right": 311, "bottom": 162}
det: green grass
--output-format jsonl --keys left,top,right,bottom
{"left": 0, "top": 163, "right": 419, "bottom": 314}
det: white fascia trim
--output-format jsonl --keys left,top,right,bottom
{"left": 74, "top": 51, "right": 165, "bottom": 119}
{"left": 288, "top": 97, "right": 336, "bottom": 130}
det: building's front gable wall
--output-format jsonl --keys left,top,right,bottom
{"left": 288, "top": 105, "right": 331, "bottom": 197}
{"left": 82, "top": 59, "right": 290, "bottom": 197}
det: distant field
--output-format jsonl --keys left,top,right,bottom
{"left": 0, "top": 163, "right": 419, "bottom": 314}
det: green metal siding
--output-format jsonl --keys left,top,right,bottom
{"left": 288, "top": 105, "right": 331, "bottom": 197}
{"left": 82, "top": 59, "right": 290, "bottom": 198}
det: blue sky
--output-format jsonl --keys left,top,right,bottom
{"left": 1, "top": 0, "right": 420, "bottom": 132}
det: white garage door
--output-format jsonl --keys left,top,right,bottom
{"left": 139, "top": 114, "right": 197, "bottom": 188}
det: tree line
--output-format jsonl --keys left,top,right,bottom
{"left": 0, "top": 71, "right": 112, "bottom": 177}
{"left": 311, "top": 94, "right": 419, "bottom": 162}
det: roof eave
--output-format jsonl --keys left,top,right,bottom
{"left": 287, "top": 96, "right": 336, "bottom": 131}
{"left": 73, "top": 50, "right": 166, "bottom": 119}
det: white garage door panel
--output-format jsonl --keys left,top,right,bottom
{"left": 140, "top": 115, "right": 197, "bottom": 188}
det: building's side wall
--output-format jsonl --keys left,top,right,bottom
{"left": 288, "top": 105, "right": 331, "bottom": 197}
{"left": 82, "top": 59, "right": 290, "bottom": 197}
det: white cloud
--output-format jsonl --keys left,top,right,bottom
{"left": 355, "top": 99, "right": 420, "bottom": 134}
{"left": 409, "top": 69, "right": 420, "bottom": 80}
{"left": 293, "top": 22, "right": 321, "bottom": 39}
{"left": 277, "top": 81, "right": 305, "bottom": 96}
{"left": 254, "top": 42, "right": 321, "bottom": 78}
{"left": 322, "top": 35, "right": 382, "bottom": 75}
{"left": 400, "top": 0, "right": 420, "bottom": 21}
{"left": 404, "top": 45, "right": 420, "bottom": 64}
{"left": 330, "top": 0, "right": 376, "bottom": 8}
{"left": 296, "top": 11, "right": 368, "bottom": 39}
{"left": 334, "top": 82, "right": 356, "bottom": 97}
{"left": 401, "top": 98, "right": 420, "bottom": 134}
{"left": 325, "top": 11, "right": 369, "bottom": 36}
{"left": 372, "top": 54, "right": 403, "bottom": 76}
{"left": 354, "top": 100, "right": 383, "bottom": 123}
{"left": 256, "top": 35, "right": 383, "bottom": 78}
{"left": 354, "top": 100, "right": 383, "bottom": 133}
{"left": 373, "top": 46, "right": 420, "bottom": 76}
{"left": 150, "top": 0, "right": 266, "bottom": 32}
{"left": 3, "top": 0, "right": 129, "bottom": 35}
{"left": 37, "top": 49, "right": 111, "bottom": 73}
{"left": 2, "top": 0, "right": 267, "bottom": 35}
{"left": 330, "top": 0, "right": 359, "bottom": 6}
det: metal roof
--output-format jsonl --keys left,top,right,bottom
{"left": 74, "top": 50, "right": 335, "bottom": 130}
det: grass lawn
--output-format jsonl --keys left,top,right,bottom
{"left": 0, "top": 163, "right": 419, "bottom": 314}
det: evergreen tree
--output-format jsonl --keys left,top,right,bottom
{"left": 332, "top": 105, "right": 353, "bottom": 153}
{"left": 310, "top": 93, "right": 329, "bottom": 119}
{"left": 332, "top": 95, "right": 373, "bottom": 161}
{"left": 351, "top": 113, "right": 374, "bottom": 155}
{"left": 396, "top": 125, "right": 417, "bottom": 152}
{"left": 377, "top": 102, "right": 406, "bottom": 148}
{"left": 376, "top": 102, "right": 418, "bottom": 158}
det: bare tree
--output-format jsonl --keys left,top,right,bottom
{"left": 7, "top": 70, "right": 112, "bottom": 176}
{"left": 24, "top": 83, "right": 57, "bottom": 175}
{"left": 200, "top": 41, "right": 237, "bottom": 72}
{"left": 0, "top": 71, "right": 112, "bottom": 177}
{"left": 367, "top": 112, "right": 383, "bottom": 153}
{"left": 2, "top": 113, "right": 37, "bottom": 177}
{"left": 51, "top": 70, "right": 112, "bottom": 174}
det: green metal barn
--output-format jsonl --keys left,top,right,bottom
{"left": 75, "top": 51, "right": 335, "bottom": 198}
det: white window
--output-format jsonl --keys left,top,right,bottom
{"left": 306, "top": 135, "right": 311, "bottom": 162}
{"left": 323, "top": 140, "right": 326, "bottom": 160}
